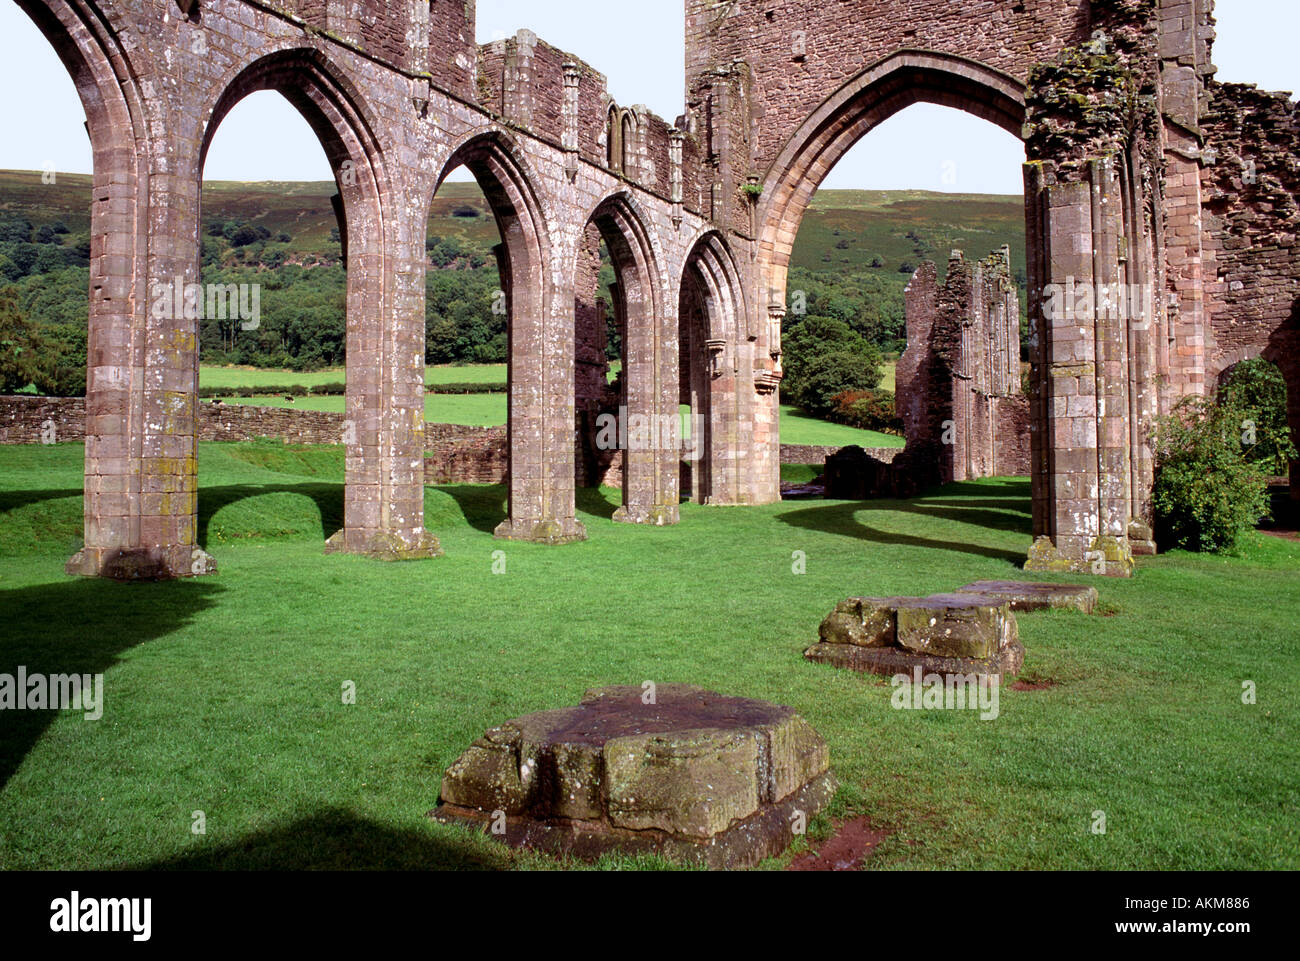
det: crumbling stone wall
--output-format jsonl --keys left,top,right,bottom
{"left": 1199, "top": 80, "right": 1300, "bottom": 497}
{"left": 892, "top": 248, "right": 1029, "bottom": 487}
{"left": 1200, "top": 83, "right": 1300, "bottom": 358}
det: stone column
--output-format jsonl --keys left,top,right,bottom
{"left": 326, "top": 169, "right": 440, "bottom": 560}
{"left": 68, "top": 125, "right": 215, "bottom": 580}
{"left": 1024, "top": 158, "right": 1135, "bottom": 576}
{"left": 494, "top": 237, "right": 587, "bottom": 544}
{"left": 615, "top": 264, "right": 681, "bottom": 526}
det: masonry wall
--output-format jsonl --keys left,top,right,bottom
{"left": 685, "top": 0, "right": 1089, "bottom": 224}
{"left": 1, "top": 395, "right": 524, "bottom": 487}
{"left": 780, "top": 444, "right": 901, "bottom": 467}
{"left": 1199, "top": 78, "right": 1300, "bottom": 497}
{"left": 895, "top": 248, "right": 1029, "bottom": 484}
{"left": 1200, "top": 82, "right": 1300, "bottom": 375}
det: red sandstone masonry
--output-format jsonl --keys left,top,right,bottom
{"left": 1, "top": 396, "right": 509, "bottom": 486}
{"left": 12, "top": 0, "right": 1292, "bottom": 578}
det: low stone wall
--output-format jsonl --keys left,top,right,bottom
{"left": 781, "top": 443, "right": 902, "bottom": 466}
{"left": 3, "top": 396, "right": 908, "bottom": 490}
{"left": 1, "top": 395, "right": 509, "bottom": 486}
{"left": 424, "top": 423, "right": 507, "bottom": 485}
{"left": 1, "top": 395, "right": 346, "bottom": 445}
{"left": 1, "top": 395, "right": 86, "bottom": 445}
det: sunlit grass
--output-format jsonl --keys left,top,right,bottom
{"left": 0, "top": 441, "right": 1295, "bottom": 870}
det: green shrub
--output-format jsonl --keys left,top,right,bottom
{"left": 1151, "top": 395, "right": 1274, "bottom": 553}
{"left": 829, "top": 388, "right": 903, "bottom": 434}
{"left": 1217, "top": 357, "right": 1295, "bottom": 476}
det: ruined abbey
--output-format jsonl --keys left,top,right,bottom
{"left": 15, "top": 0, "right": 1296, "bottom": 579}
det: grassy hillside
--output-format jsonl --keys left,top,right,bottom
{"left": 0, "top": 169, "right": 1023, "bottom": 308}
{"left": 794, "top": 189, "right": 1026, "bottom": 281}
{"left": 0, "top": 170, "right": 499, "bottom": 263}
{"left": 2, "top": 170, "right": 1017, "bottom": 438}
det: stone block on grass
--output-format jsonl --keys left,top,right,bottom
{"left": 956, "top": 580, "right": 1099, "bottom": 613}
{"left": 432, "top": 684, "right": 836, "bottom": 869}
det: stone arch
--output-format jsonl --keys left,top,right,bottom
{"left": 434, "top": 131, "right": 586, "bottom": 544}
{"left": 198, "top": 47, "right": 439, "bottom": 559}
{"left": 583, "top": 191, "right": 677, "bottom": 524}
{"left": 13, "top": 1, "right": 171, "bottom": 577}
{"left": 679, "top": 230, "right": 748, "bottom": 504}
{"left": 743, "top": 51, "right": 1029, "bottom": 512}
{"left": 433, "top": 129, "right": 554, "bottom": 290}
{"left": 757, "top": 51, "right": 1027, "bottom": 300}
{"left": 200, "top": 47, "right": 390, "bottom": 255}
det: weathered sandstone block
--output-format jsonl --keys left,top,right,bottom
{"left": 433, "top": 684, "right": 835, "bottom": 868}
{"left": 957, "top": 580, "right": 1099, "bottom": 614}
{"left": 894, "top": 594, "right": 1015, "bottom": 661}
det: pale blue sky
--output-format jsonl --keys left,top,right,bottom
{"left": 0, "top": 1, "right": 1296, "bottom": 193}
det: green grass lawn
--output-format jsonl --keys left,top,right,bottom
{"left": 779, "top": 406, "right": 905, "bottom": 448}
{"left": 215, "top": 384, "right": 902, "bottom": 447}
{"left": 222, "top": 393, "right": 508, "bottom": 427}
{"left": 0, "top": 441, "right": 1296, "bottom": 870}
{"left": 201, "top": 364, "right": 507, "bottom": 389}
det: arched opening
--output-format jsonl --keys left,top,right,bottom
{"left": 200, "top": 49, "right": 436, "bottom": 560}
{"left": 432, "top": 132, "right": 583, "bottom": 544}
{"left": 573, "top": 223, "right": 620, "bottom": 497}
{"left": 756, "top": 53, "right": 1031, "bottom": 498}
{"left": 195, "top": 89, "right": 342, "bottom": 543}
{"left": 199, "top": 91, "right": 342, "bottom": 373}
{"left": 679, "top": 232, "right": 746, "bottom": 505}
{"left": 606, "top": 105, "right": 622, "bottom": 174}
{"left": 580, "top": 193, "right": 676, "bottom": 525}
{"left": 0, "top": 2, "right": 93, "bottom": 398}
{"left": 620, "top": 112, "right": 635, "bottom": 178}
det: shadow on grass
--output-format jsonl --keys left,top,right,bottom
{"left": 0, "top": 488, "right": 82, "bottom": 514}
{"left": 776, "top": 479, "right": 1032, "bottom": 563}
{"left": 576, "top": 486, "right": 620, "bottom": 521}
{"left": 197, "top": 483, "right": 344, "bottom": 548}
{"left": 0, "top": 577, "right": 224, "bottom": 790}
{"left": 434, "top": 484, "right": 623, "bottom": 533}
{"left": 129, "top": 807, "right": 505, "bottom": 870}
{"left": 434, "top": 484, "right": 508, "bottom": 534}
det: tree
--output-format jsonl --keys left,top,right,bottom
{"left": 781, "top": 314, "right": 882, "bottom": 418}
{"left": 0, "top": 288, "right": 55, "bottom": 393}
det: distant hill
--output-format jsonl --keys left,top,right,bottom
{"left": 0, "top": 169, "right": 1025, "bottom": 375}
{"left": 795, "top": 188, "right": 1026, "bottom": 283}
{"left": 0, "top": 169, "right": 1023, "bottom": 279}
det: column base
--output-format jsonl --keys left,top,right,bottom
{"left": 1025, "top": 534, "right": 1134, "bottom": 578}
{"left": 493, "top": 517, "right": 588, "bottom": 545}
{"left": 1127, "top": 519, "right": 1157, "bottom": 556}
{"left": 612, "top": 503, "right": 680, "bottom": 526}
{"left": 324, "top": 529, "right": 443, "bottom": 561}
{"left": 66, "top": 546, "right": 218, "bottom": 580}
